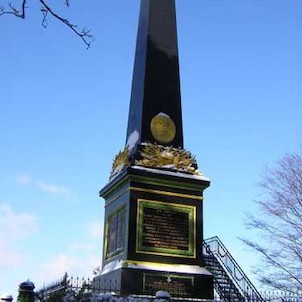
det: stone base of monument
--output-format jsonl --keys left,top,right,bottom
{"left": 95, "top": 166, "right": 214, "bottom": 299}
{"left": 93, "top": 261, "right": 213, "bottom": 299}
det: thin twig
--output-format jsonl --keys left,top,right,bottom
{"left": 0, "top": 0, "right": 27, "bottom": 18}
{"left": 0, "top": 0, "right": 93, "bottom": 48}
{"left": 39, "top": 0, "right": 92, "bottom": 48}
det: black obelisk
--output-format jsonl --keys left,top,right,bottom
{"left": 94, "top": 0, "right": 213, "bottom": 298}
{"left": 126, "top": 0, "right": 183, "bottom": 156}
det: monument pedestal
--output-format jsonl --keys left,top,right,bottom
{"left": 93, "top": 166, "right": 213, "bottom": 299}
{"left": 94, "top": 262, "right": 213, "bottom": 298}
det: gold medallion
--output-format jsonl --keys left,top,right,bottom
{"left": 150, "top": 113, "right": 176, "bottom": 144}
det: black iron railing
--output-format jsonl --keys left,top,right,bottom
{"left": 204, "top": 236, "right": 265, "bottom": 302}
{"left": 36, "top": 272, "right": 302, "bottom": 302}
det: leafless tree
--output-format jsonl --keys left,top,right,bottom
{"left": 0, "top": 0, "right": 92, "bottom": 48}
{"left": 241, "top": 149, "right": 302, "bottom": 293}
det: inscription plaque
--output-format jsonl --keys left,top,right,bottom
{"left": 144, "top": 273, "right": 194, "bottom": 296}
{"left": 136, "top": 199, "right": 195, "bottom": 257}
{"left": 106, "top": 205, "right": 126, "bottom": 259}
{"left": 142, "top": 207, "right": 189, "bottom": 250}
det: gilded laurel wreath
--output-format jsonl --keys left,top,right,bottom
{"left": 110, "top": 147, "right": 130, "bottom": 179}
{"left": 135, "top": 143, "right": 201, "bottom": 175}
{"left": 110, "top": 143, "right": 201, "bottom": 179}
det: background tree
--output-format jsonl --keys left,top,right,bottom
{"left": 0, "top": 0, "right": 92, "bottom": 47}
{"left": 242, "top": 149, "right": 302, "bottom": 293}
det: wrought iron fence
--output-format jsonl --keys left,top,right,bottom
{"left": 35, "top": 274, "right": 302, "bottom": 302}
{"left": 258, "top": 291, "right": 302, "bottom": 302}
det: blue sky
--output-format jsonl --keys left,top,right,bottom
{"left": 0, "top": 0, "right": 301, "bottom": 298}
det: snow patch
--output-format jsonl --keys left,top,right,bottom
{"left": 156, "top": 112, "right": 170, "bottom": 118}
{"left": 155, "top": 291, "right": 171, "bottom": 299}
{"left": 132, "top": 165, "right": 210, "bottom": 181}
{"left": 126, "top": 130, "right": 140, "bottom": 151}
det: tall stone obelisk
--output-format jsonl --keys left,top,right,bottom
{"left": 94, "top": 0, "right": 214, "bottom": 298}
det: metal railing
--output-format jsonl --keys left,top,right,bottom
{"left": 204, "top": 236, "right": 265, "bottom": 302}
{"left": 35, "top": 273, "right": 301, "bottom": 302}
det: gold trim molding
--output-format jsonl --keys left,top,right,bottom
{"left": 130, "top": 186, "right": 203, "bottom": 200}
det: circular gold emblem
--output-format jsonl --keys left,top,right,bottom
{"left": 150, "top": 113, "right": 176, "bottom": 144}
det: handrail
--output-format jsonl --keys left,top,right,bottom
{"left": 203, "top": 241, "right": 243, "bottom": 301}
{"left": 204, "top": 236, "right": 265, "bottom": 302}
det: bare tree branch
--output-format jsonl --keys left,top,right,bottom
{"left": 241, "top": 238, "right": 302, "bottom": 293}
{"left": 0, "top": 0, "right": 93, "bottom": 48}
{"left": 241, "top": 149, "right": 302, "bottom": 293}
{"left": 0, "top": 0, "right": 27, "bottom": 18}
{"left": 39, "top": 0, "right": 92, "bottom": 48}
